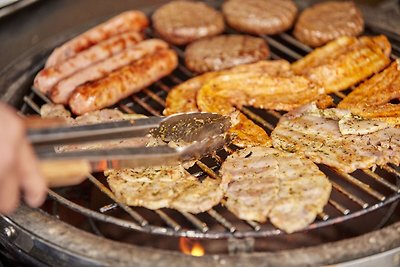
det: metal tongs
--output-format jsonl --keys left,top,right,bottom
{"left": 27, "top": 113, "right": 231, "bottom": 186}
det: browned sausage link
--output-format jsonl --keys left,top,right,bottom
{"left": 69, "top": 48, "right": 178, "bottom": 115}
{"left": 35, "top": 31, "right": 144, "bottom": 94}
{"left": 45, "top": 11, "right": 149, "bottom": 67}
{"left": 50, "top": 39, "right": 169, "bottom": 104}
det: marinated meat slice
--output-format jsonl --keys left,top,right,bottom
{"left": 185, "top": 35, "right": 269, "bottom": 73}
{"left": 106, "top": 166, "right": 224, "bottom": 213}
{"left": 152, "top": 0, "right": 224, "bottom": 45}
{"left": 271, "top": 104, "right": 400, "bottom": 173}
{"left": 222, "top": 0, "right": 297, "bottom": 35}
{"left": 50, "top": 39, "right": 168, "bottom": 104}
{"left": 35, "top": 32, "right": 144, "bottom": 94}
{"left": 294, "top": 1, "right": 364, "bottom": 47}
{"left": 69, "top": 48, "right": 178, "bottom": 115}
{"left": 197, "top": 72, "right": 327, "bottom": 111}
{"left": 46, "top": 11, "right": 148, "bottom": 67}
{"left": 220, "top": 147, "right": 331, "bottom": 233}
{"left": 291, "top": 35, "right": 391, "bottom": 93}
{"left": 338, "top": 59, "right": 400, "bottom": 125}
{"left": 164, "top": 60, "right": 291, "bottom": 116}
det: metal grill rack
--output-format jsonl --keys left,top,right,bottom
{"left": 19, "top": 5, "right": 400, "bottom": 240}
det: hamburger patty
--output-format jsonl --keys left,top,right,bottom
{"left": 151, "top": 0, "right": 224, "bottom": 45}
{"left": 222, "top": 0, "right": 298, "bottom": 35}
{"left": 185, "top": 34, "right": 269, "bottom": 73}
{"left": 294, "top": 1, "right": 364, "bottom": 47}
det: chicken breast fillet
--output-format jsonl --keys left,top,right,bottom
{"left": 271, "top": 104, "right": 400, "bottom": 173}
{"left": 106, "top": 166, "right": 225, "bottom": 213}
{"left": 338, "top": 59, "right": 400, "bottom": 125}
{"left": 220, "top": 147, "right": 331, "bottom": 233}
{"left": 292, "top": 35, "right": 391, "bottom": 93}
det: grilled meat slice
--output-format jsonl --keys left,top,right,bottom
{"left": 222, "top": 0, "right": 298, "bottom": 35}
{"left": 35, "top": 32, "right": 143, "bottom": 94}
{"left": 106, "top": 166, "right": 224, "bottom": 213}
{"left": 294, "top": 1, "right": 364, "bottom": 47}
{"left": 338, "top": 59, "right": 400, "bottom": 125}
{"left": 46, "top": 11, "right": 148, "bottom": 67}
{"left": 69, "top": 48, "right": 178, "bottom": 115}
{"left": 185, "top": 35, "right": 269, "bottom": 73}
{"left": 152, "top": 0, "right": 224, "bottom": 45}
{"left": 49, "top": 39, "right": 168, "bottom": 104}
{"left": 164, "top": 60, "right": 292, "bottom": 116}
{"left": 291, "top": 35, "right": 391, "bottom": 93}
{"left": 220, "top": 147, "right": 331, "bottom": 233}
{"left": 271, "top": 104, "right": 400, "bottom": 173}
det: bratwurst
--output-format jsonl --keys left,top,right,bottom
{"left": 69, "top": 48, "right": 178, "bottom": 115}
{"left": 35, "top": 31, "right": 144, "bottom": 94}
{"left": 49, "top": 39, "right": 169, "bottom": 104}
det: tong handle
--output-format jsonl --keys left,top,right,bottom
{"left": 39, "top": 159, "right": 91, "bottom": 187}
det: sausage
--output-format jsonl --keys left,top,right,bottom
{"left": 35, "top": 31, "right": 144, "bottom": 94}
{"left": 45, "top": 10, "right": 149, "bottom": 67}
{"left": 69, "top": 48, "right": 178, "bottom": 115}
{"left": 49, "top": 39, "right": 169, "bottom": 104}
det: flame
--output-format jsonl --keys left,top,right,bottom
{"left": 179, "top": 237, "right": 205, "bottom": 256}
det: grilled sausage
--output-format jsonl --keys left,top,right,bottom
{"left": 49, "top": 39, "right": 169, "bottom": 104}
{"left": 35, "top": 32, "right": 143, "bottom": 94}
{"left": 69, "top": 48, "right": 178, "bottom": 115}
{"left": 45, "top": 11, "right": 149, "bottom": 67}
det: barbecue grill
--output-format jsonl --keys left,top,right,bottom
{"left": 0, "top": 0, "right": 400, "bottom": 266}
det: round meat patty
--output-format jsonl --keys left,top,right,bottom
{"left": 185, "top": 35, "right": 270, "bottom": 73}
{"left": 222, "top": 0, "right": 298, "bottom": 35}
{"left": 151, "top": 0, "right": 224, "bottom": 45}
{"left": 294, "top": 1, "right": 364, "bottom": 47}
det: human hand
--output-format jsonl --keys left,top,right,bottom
{"left": 0, "top": 102, "right": 47, "bottom": 214}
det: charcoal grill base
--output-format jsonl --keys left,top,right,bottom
{"left": 1, "top": 206, "right": 400, "bottom": 267}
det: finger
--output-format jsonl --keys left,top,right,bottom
{"left": 18, "top": 138, "right": 47, "bottom": 208}
{"left": 0, "top": 170, "right": 20, "bottom": 214}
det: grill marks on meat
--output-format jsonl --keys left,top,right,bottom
{"left": 164, "top": 60, "right": 291, "bottom": 116}
{"left": 271, "top": 104, "right": 400, "bottom": 173}
{"left": 294, "top": 1, "right": 364, "bottom": 47}
{"left": 220, "top": 147, "right": 331, "bottom": 233}
{"left": 185, "top": 35, "right": 270, "bottom": 73}
{"left": 106, "top": 166, "right": 225, "bottom": 213}
{"left": 49, "top": 39, "right": 168, "bottom": 104}
{"left": 292, "top": 35, "right": 391, "bottom": 93}
{"left": 69, "top": 48, "right": 178, "bottom": 115}
{"left": 338, "top": 59, "right": 400, "bottom": 125}
{"left": 45, "top": 11, "right": 149, "bottom": 67}
{"left": 222, "top": 0, "right": 298, "bottom": 35}
{"left": 35, "top": 32, "right": 144, "bottom": 94}
{"left": 151, "top": 1, "right": 224, "bottom": 45}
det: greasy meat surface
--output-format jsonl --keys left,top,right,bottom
{"left": 35, "top": 32, "right": 143, "bottom": 94}
{"left": 292, "top": 35, "right": 391, "bottom": 93}
{"left": 46, "top": 11, "right": 148, "bottom": 67}
{"left": 220, "top": 147, "right": 331, "bottom": 233}
{"left": 106, "top": 166, "right": 225, "bottom": 213}
{"left": 69, "top": 48, "right": 178, "bottom": 115}
{"left": 271, "top": 104, "right": 400, "bottom": 173}
{"left": 185, "top": 35, "right": 269, "bottom": 73}
{"left": 294, "top": 1, "right": 364, "bottom": 47}
{"left": 49, "top": 39, "right": 168, "bottom": 104}
{"left": 164, "top": 60, "right": 291, "bottom": 116}
{"left": 197, "top": 72, "right": 327, "bottom": 111}
{"left": 338, "top": 59, "right": 400, "bottom": 125}
{"left": 222, "top": 0, "right": 297, "bottom": 35}
{"left": 152, "top": 0, "right": 224, "bottom": 45}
